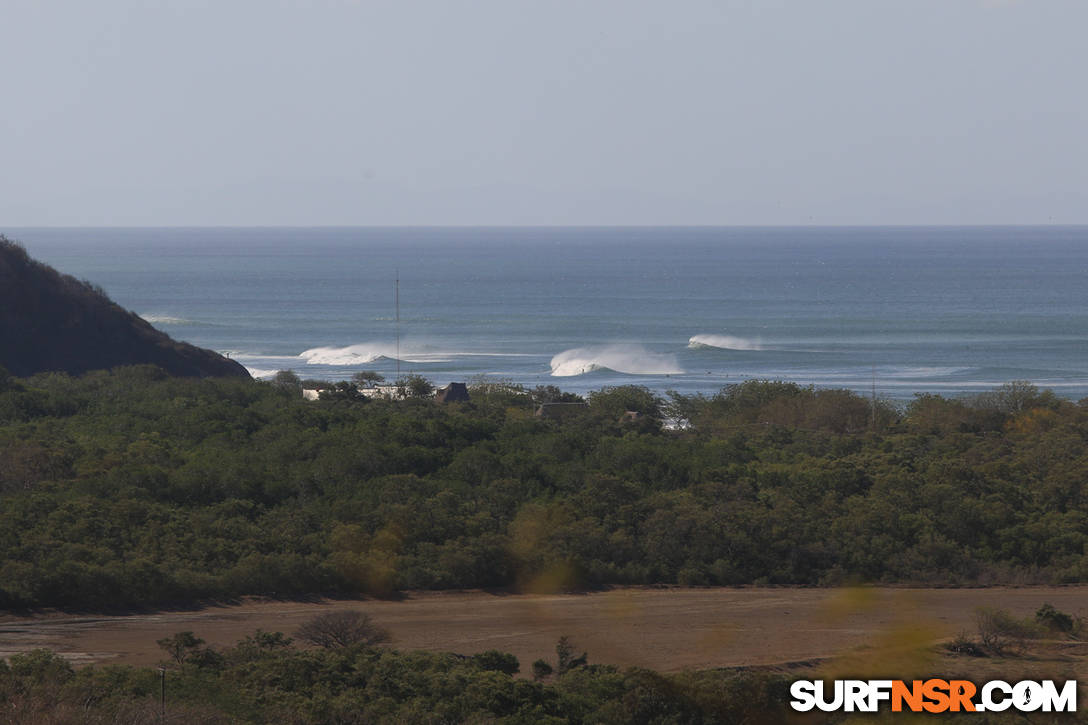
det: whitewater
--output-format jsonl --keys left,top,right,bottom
{"left": 12, "top": 226, "right": 1088, "bottom": 401}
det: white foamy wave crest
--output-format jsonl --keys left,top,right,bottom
{"left": 688, "top": 334, "right": 762, "bottom": 351}
{"left": 141, "top": 314, "right": 193, "bottom": 325}
{"left": 550, "top": 345, "right": 684, "bottom": 377}
{"left": 245, "top": 368, "right": 279, "bottom": 379}
{"left": 227, "top": 352, "right": 299, "bottom": 363}
{"left": 299, "top": 343, "right": 453, "bottom": 365}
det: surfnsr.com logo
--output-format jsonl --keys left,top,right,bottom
{"left": 790, "top": 679, "right": 1077, "bottom": 713}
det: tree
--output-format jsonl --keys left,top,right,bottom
{"left": 968, "top": 380, "right": 1046, "bottom": 415}
{"left": 6, "top": 649, "right": 74, "bottom": 685}
{"left": 272, "top": 370, "right": 302, "bottom": 390}
{"left": 294, "top": 610, "right": 390, "bottom": 649}
{"left": 531, "top": 659, "right": 553, "bottom": 681}
{"left": 396, "top": 374, "right": 434, "bottom": 399}
{"left": 555, "top": 635, "right": 587, "bottom": 675}
{"left": 530, "top": 385, "right": 582, "bottom": 406}
{"left": 352, "top": 370, "right": 385, "bottom": 387}
{"left": 587, "top": 385, "right": 660, "bottom": 417}
{"left": 156, "top": 631, "right": 206, "bottom": 665}
{"left": 318, "top": 381, "right": 366, "bottom": 402}
{"left": 712, "top": 380, "right": 809, "bottom": 416}
{"left": 466, "top": 376, "right": 527, "bottom": 406}
{"left": 229, "top": 630, "right": 294, "bottom": 664}
{"left": 238, "top": 629, "right": 294, "bottom": 652}
{"left": 471, "top": 650, "right": 520, "bottom": 675}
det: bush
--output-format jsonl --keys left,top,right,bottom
{"left": 531, "top": 659, "right": 553, "bottom": 681}
{"left": 294, "top": 610, "right": 389, "bottom": 649}
{"left": 1035, "top": 603, "right": 1077, "bottom": 635}
{"left": 6, "top": 649, "right": 74, "bottom": 685}
{"left": 975, "top": 608, "right": 1040, "bottom": 655}
{"left": 470, "top": 650, "right": 520, "bottom": 675}
{"left": 944, "top": 632, "right": 987, "bottom": 657}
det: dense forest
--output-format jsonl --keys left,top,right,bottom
{"left": 1, "top": 365, "right": 1086, "bottom": 611}
{"left": 2, "top": 623, "right": 1084, "bottom": 723}
{"left": 0, "top": 634, "right": 802, "bottom": 724}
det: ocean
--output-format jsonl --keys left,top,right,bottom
{"left": 8, "top": 226, "right": 1088, "bottom": 402}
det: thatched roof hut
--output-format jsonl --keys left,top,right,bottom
{"left": 435, "top": 382, "right": 470, "bottom": 403}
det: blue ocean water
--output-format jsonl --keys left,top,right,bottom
{"left": 8, "top": 226, "right": 1088, "bottom": 401}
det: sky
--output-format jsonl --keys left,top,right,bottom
{"left": 1, "top": 0, "right": 1085, "bottom": 226}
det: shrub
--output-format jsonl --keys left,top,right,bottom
{"left": 944, "top": 632, "right": 986, "bottom": 657}
{"left": 975, "top": 608, "right": 1039, "bottom": 655}
{"left": 6, "top": 649, "right": 74, "bottom": 685}
{"left": 531, "top": 659, "right": 553, "bottom": 681}
{"left": 470, "top": 650, "right": 520, "bottom": 675}
{"left": 1035, "top": 603, "right": 1076, "bottom": 635}
{"left": 294, "top": 610, "right": 389, "bottom": 649}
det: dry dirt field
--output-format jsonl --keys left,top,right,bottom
{"left": 2, "top": 587, "right": 1087, "bottom": 677}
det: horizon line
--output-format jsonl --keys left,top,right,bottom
{"left": 6, "top": 223, "right": 1088, "bottom": 230}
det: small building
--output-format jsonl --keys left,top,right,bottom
{"left": 359, "top": 384, "right": 403, "bottom": 400}
{"left": 435, "top": 382, "right": 470, "bottom": 403}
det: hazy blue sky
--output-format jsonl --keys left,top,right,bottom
{"left": 2, "top": 0, "right": 1085, "bottom": 226}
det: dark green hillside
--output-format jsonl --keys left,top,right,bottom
{"left": 0, "top": 235, "right": 248, "bottom": 378}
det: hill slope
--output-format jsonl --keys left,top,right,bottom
{"left": 0, "top": 235, "right": 250, "bottom": 378}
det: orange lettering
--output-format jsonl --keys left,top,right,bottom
{"left": 922, "top": 679, "right": 951, "bottom": 713}
{"left": 948, "top": 680, "right": 976, "bottom": 712}
{"left": 892, "top": 680, "right": 924, "bottom": 712}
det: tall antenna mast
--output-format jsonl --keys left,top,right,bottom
{"left": 395, "top": 272, "right": 401, "bottom": 379}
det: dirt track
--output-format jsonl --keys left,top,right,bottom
{"left": 2, "top": 587, "right": 1086, "bottom": 672}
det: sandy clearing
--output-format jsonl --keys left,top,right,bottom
{"left": 2, "top": 586, "right": 1086, "bottom": 672}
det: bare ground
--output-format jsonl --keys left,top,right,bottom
{"left": 2, "top": 586, "right": 1086, "bottom": 677}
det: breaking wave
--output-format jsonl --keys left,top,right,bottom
{"left": 688, "top": 334, "right": 762, "bottom": 351}
{"left": 298, "top": 341, "right": 472, "bottom": 363}
{"left": 225, "top": 352, "right": 295, "bottom": 362}
{"left": 299, "top": 343, "right": 453, "bottom": 365}
{"left": 549, "top": 345, "right": 684, "bottom": 377}
{"left": 298, "top": 343, "right": 537, "bottom": 365}
{"left": 141, "top": 314, "right": 193, "bottom": 325}
{"left": 244, "top": 368, "right": 279, "bottom": 379}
